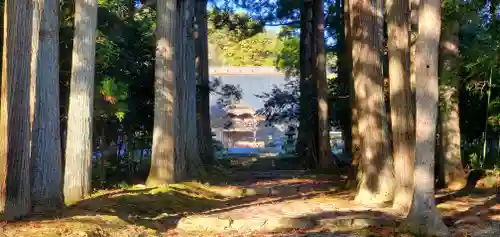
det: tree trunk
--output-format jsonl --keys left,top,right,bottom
{"left": 350, "top": 0, "right": 395, "bottom": 204}
{"left": 386, "top": 0, "right": 414, "bottom": 213}
{"left": 297, "top": 0, "right": 318, "bottom": 168}
{"left": 313, "top": 0, "right": 333, "bottom": 169}
{"left": 340, "top": 0, "right": 355, "bottom": 158}
{"left": 63, "top": 0, "right": 98, "bottom": 204}
{"left": 177, "top": 0, "right": 205, "bottom": 179}
{"left": 405, "top": 0, "right": 449, "bottom": 235}
{"left": 147, "top": 0, "right": 178, "bottom": 186}
{"left": 0, "top": 0, "right": 33, "bottom": 220}
{"left": 342, "top": 0, "right": 360, "bottom": 187}
{"left": 31, "top": 0, "right": 63, "bottom": 211}
{"left": 195, "top": 0, "right": 214, "bottom": 165}
{"left": 437, "top": 19, "right": 466, "bottom": 188}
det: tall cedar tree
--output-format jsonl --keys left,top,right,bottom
{"left": 195, "top": 0, "right": 215, "bottom": 165}
{"left": 313, "top": 0, "right": 333, "bottom": 168}
{"left": 297, "top": 0, "right": 318, "bottom": 168}
{"left": 405, "top": 0, "right": 449, "bottom": 235}
{"left": 0, "top": 0, "right": 33, "bottom": 220}
{"left": 176, "top": 0, "right": 206, "bottom": 178}
{"left": 349, "top": 0, "right": 395, "bottom": 204}
{"left": 436, "top": 18, "right": 466, "bottom": 188}
{"left": 386, "top": 0, "right": 415, "bottom": 213}
{"left": 31, "top": 0, "right": 63, "bottom": 211}
{"left": 147, "top": 0, "right": 178, "bottom": 185}
{"left": 64, "top": 0, "right": 98, "bottom": 203}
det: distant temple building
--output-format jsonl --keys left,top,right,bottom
{"left": 209, "top": 67, "right": 297, "bottom": 148}
{"left": 222, "top": 104, "right": 265, "bottom": 148}
{"left": 211, "top": 102, "right": 284, "bottom": 148}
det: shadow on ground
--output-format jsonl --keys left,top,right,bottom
{"left": 2, "top": 169, "right": 498, "bottom": 237}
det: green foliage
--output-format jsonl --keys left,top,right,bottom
{"left": 220, "top": 32, "right": 281, "bottom": 66}
{"left": 275, "top": 36, "right": 300, "bottom": 77}
{"left": 207, "top": 9, "right": 283, "bottom": 66}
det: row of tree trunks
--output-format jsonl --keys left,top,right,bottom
{"left": 349, "top": 0, "right": 395, "bottom": 205}
{"left": 344, "top": 0, "right": 461, "bottom": 234}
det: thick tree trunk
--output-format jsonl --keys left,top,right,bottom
{"left": 386, "top": 0, "right": 414, "bottom": 213}
{"left": 63, "top": 0, "right": 98, "bottom": 204}
{"left": 0, "top": 0, "right": 33, "bottom": 220}
{"left": 405, "top": 0, "right": 449, "bottom": 235}
{"left": 195, "top": 0, "right": 214, "bottom": 165}
{"left": 297, "top": 0, "right": 318, "bottom": 168}
{"left": 147, "top": 0, "right": 178, "bottom": 185}
{"left": 313, "top": 0, "right": 333, "bottom": 169}
{"left": 350, "top": 0, "right": 395, "bottom": 204}
{"left": 177, "top": 0, "right": 205, "bottom": 179}
{"left": 31, "top": 0, "right": 63, "bottom": 211}
{"left": 437, "top": 20, "right": 466, "bottom": 188}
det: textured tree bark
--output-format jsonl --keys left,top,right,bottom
{"left": 177, "top": 0, "right": 205, "bottom": 179}
{"left": 342, "top": 0, "right": 360, "bottom": 187}
{"left": 437, "top": 20, "right": 466, "bottom": 188}
{"left": 30, "top": 0, "right": 40, "bottom": 132}
{"left": 405, "top": 0, "right": 449, "bottom": 235}
{"left": 350, "top": 0, "right": 395, "bottom": 204}
{"left": 31, "top": 0, "right": 63, "bottom": 211}
{"left": 147, "top": 0, "right": 177, "bottom": 185}
{"left": 195, "top": 0, "right": 214, "bottom": 165}
{"left": 386, "top": 0, "right": 414, "bottom": 213}
{"left": 0, "top": 0, "right": 33, "bottom": 220}
{"left": 63, "top": 0, "right": 98, "bottom": 204}
{"left": 341, "top": 0, "right": 355, "bottom": 159}
{"left": 297, "top": 0, "right": 318, "bottom": 168}
{"left": 410, "top": 0, "right": 419, "bottom": 97}
{"left": 313, "top": 0, "right": 333, "bottom": 169}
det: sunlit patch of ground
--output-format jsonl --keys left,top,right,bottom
{"left": 1, "top": 171, "right": 498, "bottom": 237}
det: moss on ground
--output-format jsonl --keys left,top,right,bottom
{"left": 2, "top": 182, "right": 245, "bottom": 237}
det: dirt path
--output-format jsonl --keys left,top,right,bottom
{"left": 171, "top": 170, "right": 499, "bottom": 237}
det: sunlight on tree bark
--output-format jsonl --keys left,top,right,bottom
{"left": 147, "top": 0, "right": 177, "bottom": 186}
{"left": 405, "top": 0, "right": 449, "bottom": 235}
{"left": 64, "top": 0, "right": 98, "bottom": 204}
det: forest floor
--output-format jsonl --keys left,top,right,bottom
{"left": 1, "top": 168, "right": 498, "bottom": 237}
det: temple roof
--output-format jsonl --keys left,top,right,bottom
{"left": 226, "top": 103, "right": 255, "bottom": 116}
